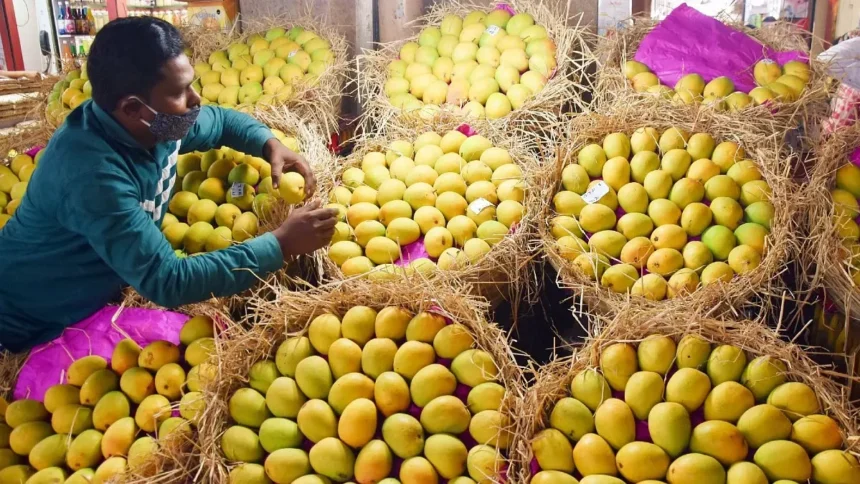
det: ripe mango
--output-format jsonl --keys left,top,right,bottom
{"left": 420, "top": 395, "right": 471, "bottom": 435}
{"left": 637, "top": 335, "right": 676, "bottom": 374}
{"left": 340, "top": 306, "right": 377, "bottom": 346}
{"left": 354, "top": 440, "right": 393, "bottom": 483}
{"left": 227, "top": 463, "right": 268, "bottom": 484}
{"left": 382, "top": 413, "right": 424, "bottom": 459}
{"left": 308, "top": 314, "right": 342, "bottom": 355}
{"left": 666, "top": 453, "right": 725, "bottom": 484}
{"left": 119, "top": 367, "right": 155, "bottom": 404}
{"left": 138, "top": 341, "right": 180, "bottom": 371}
{"left": 337, "top": 399, "right": 376, "bottom": 448}
{"left": 573, "top": 433, "right": 617, "bottom": 476}
{"left": 275, "top": 336, "right": 313, "bottom": 377}
{"left": 186, "top": 363, "right": 216, "bottom": 393}
{"left": 361, "top": 338, "right": 398, "bottom": 379}
{"left": 676, "top": 334, "right": 711, "bottom": 369}
{"left": 424, "top": 434, "right": 467, "bottom": 479}
{"left": 707, "top": 345, "right": 747, "bottom": 385}
{"left": 221, "top": 426, "right": 263, "bottom": 463}
{"left": 258, "top": 418, "right": 302, "bottom": 454}
{"left": 65, "top": 468, "right": 95, "bottom": 484}
{"left": 736, "top": 404, "right": 791, "bottom": 449}
{"left": 570, "top": 369, "right": 612, "bottom": 411}
{"left": 532, "top": 428, "right": 574, "bottom": 472}
{"left": 327, "top": 339, "right": 361, "bottom": 380}
{"left": 451, "top": 349, "right": 498, "bottom": 387}
{"left": 101, "top": 417, "right": 136, "bottom": 458}
{"left": 624, "top": 371, "right": 665, "bottom": 420}
{"left": 616, "top": 442, "right": 670, "bottom": 482}
{"left": 754, "top": 440, "right": 811, "bottom": 481}
{"left": 550, "top": 397, "right": 594, "bottom": 441}
{"left": 295, "top": 356, "right": 333, "bottom": 400}
{"left": 410, "top": 364, "right": 457, "bottom": 407}
{"left": 153, "top": 363, "right": 185, "bottom": 401}
{"left": 110, "top": 339, "right": 142, "bottom": 375}
{"left": 767, "top": 382, "right": 819, "bottom": 421}
{"left": 159, "top": 417, "right": 192, "bottom": 444}
{"left": 467, "top": 382, "right": 505, "bottom": 414}
{"left": 178, "top": 392, "right": 204, "bottom": 426}
{"left": 185, "top": 337, "right": 215, "bottom": 367}
{"left": 265, "top": 377, "right": 306, "bottom": 418}
{"left": 393, "top": 341, "right": 436, "bottom": 380}
{"left": 0, "top": 465, "right": 34, "bottom": 483}
{"left": 79, "top": 370, "right": 119, "bottom": 406}
{"left": 648, "top": 402, "right": 691, "bottom": 458}
{"left": 703, "top": 381, "right": 754, "bottom": 422}
{"left": 91, "top": 391, "right": 130, "bottom": 431}
{"left": 127, "top": 436, "right": 159, "bottom": 477}
{"left": 179, "top": 315, "right": 215, "bottom": 346}
{"left": 67, "top": 356, "right": 108, "bottom": 387}
{"left": 229, "top": 388, "right": 270, "bottom": 428}
{"left": 811, "top": 449, "right": 860, "bottom": 484}
{"left": 690, "top": 420, "right": 748, "bottom": 466}
{"left": 741, "top": 356, "right": 786, "bottom": 401}
{"left": 399, "top": 456, "right": 438, "bottom": 483}
{"left": 791, "top": 414, "right": 842, "bottom": 454}
{"left": 469, "top": 410, "right": 512, "bottom": 449}
{"left": 135, "top": 395, "right": 171, "bottom": 433}
{"left": 374, "top": 372, "right": 411, "bottom": 417}
{"left": 29, "top": 434, "right": 69, "bottom": 470}
{"left": 665, "top": 368, "right": 711, "bottom": 412}
{"left": 579, "top": 476, "right": 625, "bottom": 484}
{"left": 405, "top": 312, "right": 447, "bottom": 343}
{"left": 328, "top": 373, "right": 374, "bottom": 415}
{"left": 5, "top": 400, "right": 48, "bottom": 429}
{"left": 51, "top": 405, "right": 93, "bottom": 435}
{"left": 66, "top": 429, "right": 102, "bottom": 471}
{"left": 532, "top": 470, "right": 579, "bottom": 484}
{"left": 433, "top": 323, "right": 475, "bottom": 359}
{"left": 308, "top": 437, "right": 355, "bottom": 482}
{"left": 599, "top": 343, "right": 638, "bottom": 391}
{"left": 375, "top": 306, "right": 412, "bottom": 340}
{"left": 9, "top": 421, "right": 53, "bottom": 456}
{"left": 93, "top": 456, "right": 126, "bottom": 484}
{"left": 264, "top": 448, "right": 310, "bottom": 484}
{"left": 466, "top": 445, "right": 504, "bottom": 484}
{"left": 727, "top": 462, "right": 768, "bottom": 484}
{"left": 43, "top": 385, "right": 80, "bottom": 414}
{"left": 246, "top": 360, "right": 279, "bottom": 395}
{"left": 297, "top": 399, "right": 337, "bottom": 444}
{"left": 594, "top": 399, "right": 635, "bottom": 450}
{"left": 24, "top": 467, "right": 66, "bottom": 483}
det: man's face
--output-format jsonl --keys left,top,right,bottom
{"left": 145, "top": 53, "right": 201, "bottom": 116}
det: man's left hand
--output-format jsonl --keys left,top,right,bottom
{"left": 263, "top": 138, "right": 317, "bottom": 197}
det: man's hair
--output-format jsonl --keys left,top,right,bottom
{"left": 87, "top": 17, "right": 186, "bottom": 111}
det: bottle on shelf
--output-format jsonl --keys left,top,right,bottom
{"left": 87, "top": 7, "right": 95, "bottom": 33}
{"left": 78, "top": 7, "right": 88, "bottom": 35}
{"left": 56, "top": 1, "right": 66, "bottom": 35}
{"left": 65, "top": 2, "right": 76, "bottom": 35}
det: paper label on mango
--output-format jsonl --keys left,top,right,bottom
{"left": 485, "top": 25, "right": 501, "bottom": 35}
{"left": 231, "top": 183, "right": 244, "bottom": 198}
{"left": 582, "top": 180, "right": 610, "bottom": 204}
{"left": 288, "top": 51, "right": 297, "bottom": 58}
{"left": 468, "top": 197, "right": 494, "bottom": 215}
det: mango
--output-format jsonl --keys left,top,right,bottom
{"left": 51, "top": 405, "right": 93, "bottom": 435}
{"left": 308, "top": 314, "right": 342, "bottom": 355}
{"left": 275, "top": 336, "right": 313, "bottom": 377}
{"left": 433, "top": 324, "right": 475, "bottom": 360}
{"left": 5, "top": 400, "right": 48, "bottom": 429}
{"left": 380, "top": 413, "right": 424, "bottom": 460}
{"left": 186, "top": 363, "right": 216, "bottom": 393}
{"left": 295, "top": 356, "right": 333, "bottom": 400}
{"left": 469, "top": 410, "right": 512, "bottom": 449}
{"left": 532, "top": 470, "right": 579, "bottom": 484}
{"left": 0, "top": 465, "right": 34, "bottom": 483}
{"left": 703, "top": 381, "right": 754, "bottom": 423}
{"left": 666, "top": 453, "right": 725, "bottom": 484}
{"left": 624, "top": 371, "right": 665, "bottom": 420}
{"left": 649, "top": 402, "right": 691, "bottom": 458}
{"left": 79, "top": 370, "right": 119, "bottom": 406}
{"left": 185, "top": 337, "right": 215, "bottom": 367}
{"left": 325, "top": 339, "right": 361, "bottom": 380}
{"left": 66, "top": 468, "right": 95, "bottom": 484}
{"left": 599, "top": 343, "right": 638, "bottom": 391}
{"left": 422, "top": 434, "right": 466, "bottom": 479}
{"left": 767, "top": 382, "right": 819, "bottom": 421}
{"left": 532, "top": 428, "right": 573, "bottom": 472}
{"left": 361, "top": 338, "right": 398, "bottom": 379}
{"left": 66, "top": 429, "right": 102, "bottom": 471}
{"left": 407, "top": 364, "right": 455, "bottom": 408}
{"left": 338, "top": 306, "right": 376, "bottom": 347}
{"left": 727, "top": 462, "right": 767, "bottom": 484}
{"left": 67, "top": 356, "right": 108, "bottom": 387}
{"left": 467, "top": 382, "right": 505, "bottom": 414}
{"left": 451, "top": 349, "right": 498, "bottom": 387}
{"left": 665, "top": 368, "right": 711, "bottom": 412}
{"left": 616, "top": 442, "right": 670, "bottom": 482}
{"left": 43, "top": 385, "right": 80, "bottom": 414}
{"left": 811, "top": 450, "right": 860, "bottom": 484}
{"left": 296, "top": 399, "right": 337, "bottom": 444}
{"left": 328, "top": 373, "right": 374, "bottom": 415}
{"left": 309, "top": 437, "right": 355, "bottom": 482}
{"left": 248, "top": 360, "right": 279, "bottom": 394}
{"left": 570, "top": 369, "right": 612, "bottom": 411}
{"left": 420, "top": 395, "right": 470, "bottom": 435}
{"left": 29, "top": 434, "right": 68, "bottom": 470}
{"left": 405, "top": 312, "right": 447, "bottom": 343}
{"left": 9, "top": 421, "right": 53, "bottom": 456}
{"left": 354, "top": 440, "right": 393, "bottom": 483}
{"left": 265, "top": 377, "right": 306, "bottom": 419}
{"left": 222, "top": 426, "right": 264, "bottom": 463}
{"left": 111, "top": 339, "right": 142, "bottom": 375}
{"left": 594, "top": 399, "right": 635, "bottom": 450}
{"left": 337, "top": 399, "right": 376, "bottom": 449}
{"left": 374, "top": 372, "right": 411, "bottom": 417}
{"left": 135, "top": 395, "right": 171, "bottom": 433}
{"left": 119, "top": 367, "right": 155, "bottom": 404}
{"left": 375, "top": 307, "right": 412, "bottom": 340}
{"left": 92, "top": 392, "right": 130, "bottom": 431}
{"left": 754, "top": 440, "right": 811, "bottom": 482}
{"left": 138, "top": 341, "right": 180, "bottom": 371}
{"left": 737, "top": 404, "right": 792, "bottom": 448}
{"left": 264, "top": 448, "right": 310, "bottom": 484}
{"left": 24, "top": 467, "right": 66, "bottom": 483}
{"left": 153, "top": 363, "right": 185, "bottom": 401}
{"left": 178, "top": 392, "right": 204, "bottom": 426}
{"left": 399, "top": 456, "right": 438, "bottom": 484}
{"left": 179, "top": 315, "right": 215, "bottom": 346}
{"left": 93, "top": 456, "right": 126, "bottom": 483}
{"left": 393, "top": 341, "right": 436, "bottom": 380}
{"left": 676, "top": 335, "right": 711, "bottom": 369}
{"left": 573, "top": 433, "right": 617, "bottom": 476}
{"left": 101, "top": 417, "right": 136, "bottom": 458}
{"left": 0, "top": 449, "right": 18, "bottom": 470}
{"left": 707, "top": 345, "right": 747, "bottom": 385}
{"left": 549, "top": 397, "right": 593, "bottom": 441}
{"left": 466, "top": 445, "right": 504, "bottom": 484}
{"left": 790, "top": 414, "right": 842, "bottom": 453}
{"left": 228, "top": 463, "right": 270, "bottom": 484}
{"left": 637, "top": 335, "right": 676, "bottom": 374}
{"left": 159, "top": 417, "right": 192, "bottom": 443}
{"left": 690, "top": 420, "right": 748, "bottom": 466}
{"left": 293, "top": 475, "right": 332, "bottom": 484}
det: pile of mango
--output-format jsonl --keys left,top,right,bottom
{"left": 46, "top": 66, "right": 92, "bottom": 125}
{"left": 530, "top": 335, "right": 859, "bottom": 484}
{"left": 551, "top": 127, "right": 773, "bottom": 300}
{"left": 0, "top": 315, "right": 217, "bottom": 483}
{"left": 221, "top": 306, "right": 510, "bottom": 483}
{"left": 163, "top": 128, "right": 305, "bottom": 257}
{"left": 0, "top": 148, "right": 43, "bottom": 229}
{"left": 828, "top": 162, "right": 860, "bottom": 285}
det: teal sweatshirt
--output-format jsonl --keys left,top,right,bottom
{"left": 0, "top": 100, "right": 284, "bottom": 352}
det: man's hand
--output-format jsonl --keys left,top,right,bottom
{"left": 272, "top": 200, "right": 339, "bottom": 260}
{"left": 263, "top": 138, "right": 316, "bottom": 197}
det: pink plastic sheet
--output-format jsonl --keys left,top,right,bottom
{"left": 850, "top": 146, "right": 860, "bottom": 166}
{"left": 634, "top": 4, "right": 808, "bottom": 93}
{"left": 14, "top": 306, "right": 190, "bottom": 401}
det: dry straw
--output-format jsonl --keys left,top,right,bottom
{"left": 318, "top": 118, "right": 546, "bottom": 306}
{"left": 195, "top": 277, "right": 526, "bottom": 483}
{"left": 595, "top": 16, "right": 831, "bottom": 140}
{"left": 357, "top": 0, "right": 596, "bottom": 145}
{"left": 538, "top": 106, "right": 800, "bottom": 318}
{"left": 510, "top": 303, "right": 860, "bottom": 482}
{"left": 182, "top": 8, "right": 349, "bottom": 135}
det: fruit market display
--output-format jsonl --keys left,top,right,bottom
{"left": 326, "top": 128, "right": 528, "bottom": 278}
{"left": 219, "top": 305, "right": 511, "bottom": 483}
{"left": 529, "top": 335, "right": 860, "bottom": 484}
{"left": 549, "top": 126, "right": 775, "bottom": 301}
{"left": 45, "top": 66, "right": 91, "bottom": 126}
{"left": 0, "top": 315, "right": 216, "bottom": 483}
{"left": 380, "top": 7, "right": 560, "bottom": 120}
{"left": 194, "top": 26, "right": 336, "bottom": 113}
{"left": 624, "top": 59, "right": 812, "bottom": 110}
{"left": 163, "top": 128, "right": 304, "bottom": 257}
{"left": 0, "top": 148, "right": 43, "bottom": 229}
{"left": 827, "top": 161, "right": 860, "bottom": 285}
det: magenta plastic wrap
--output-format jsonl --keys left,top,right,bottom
{"left": 495, "top": 3, "right": 517, "bottom": 16}
{"left": 633, "top": 4, "right": 808, "bottom": 93}
{"left": 14, "top": 306, "right": 190, "bottom": 401}
{"left": 24, "top": 146, "right": 43, "bottom": 158}
{"left": 850, "top": 146, "right": 860, "bottom": 167}
{"left": 394, "top": 238, "right": 430, "bottom": 267}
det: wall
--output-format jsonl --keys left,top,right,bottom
{"left": 835, "top": 0, "right": 860, "bottom": 38}
{"left": 13, "top": 0, "right": 42, "bottom": 70}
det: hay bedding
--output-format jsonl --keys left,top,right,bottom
{"left": 538, "top": 105, "right": 801, "bottom": 318}
{"left": 195, "top": 277, "right": 526, "bottom": 483}
{"left": 594, "top": 16, "right": 831, "bottom": 140}
{"left": 357, "top": 0, "right": 596, "bottom": 146}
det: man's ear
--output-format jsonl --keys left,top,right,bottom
{"left": 116, "top": 96, "right": 146, "bottom": 119}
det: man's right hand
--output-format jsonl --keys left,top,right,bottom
{"left": 273, "top": 200, "right": 339, "bottom": 260}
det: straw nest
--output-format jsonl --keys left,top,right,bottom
{"left": 356, "top": 0, "right": 596, "bottom": 145}
{"left": 594, "top": 17, "right": 831, "bottom": 139}
{"left": 182, "top": 11, "right": 349, "bottom": 135}
{"left": 805, "top": 122, "right": 860, "bottom": 323}
{"left": 318, "top": 118, "right": 545, "bottom": 306}
{"left": 194, "top": 277, "right": 526, "bottom": 483}
{"left": 539, "top": 105, "right": 800, "bottom": 318}
{"left": 510, "top": 303, "right": 860, "bottom": 482}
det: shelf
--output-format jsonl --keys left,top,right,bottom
{"left": 58, "top": 34, "right": 95, "bottom": 38}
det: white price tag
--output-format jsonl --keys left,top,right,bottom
{"left": 231, "top": 183, "right": 245, "bottom": 198}
{"left": 468, "top": 197, "right": 494, "bottom": 215}
{"left": 288, "top": 50, "right": 297, "bottom": 58}
{"left": 485, "top": 25, "right": 501, "bottom": 35}
{"left": 582, "top": 180, "right": 610, "bottom": 204}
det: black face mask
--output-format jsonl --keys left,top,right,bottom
{"left": 133, "top": 96, "right": 200, "bottom": 143}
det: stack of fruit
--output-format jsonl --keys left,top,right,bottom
{"left": 624, "top": 59, "right": 811, "bottom": 110}
{"left": 549, "top": 127, "right": 774, "bottom": 301}
{"left": 0, "top": 148, "right": 43, "bottom": 228}
{"left": 327, "top": 129, "right": 527, "bottom": 278}
{"left": 530, "top": 335, "right": 860, "bottom": 484}
{"left": 828, "top": 162, "right": 860, "bottom": 286}
{"left": 45, "top": 66, "right": 91, "bottom": 125}
{"left": 195, "top": 26, "right": 335, "bottom": 113}
{"left": 0, "top": 315, "right": 217, "bottom": 483}
{"left": 220, "top": 305, "right": 510, "bottom": 484}
{"left": 382, "top": 8, "right": 557, "bottom": 119}
{"left": 163, "top": 128, "right": 305, "bottom": 257}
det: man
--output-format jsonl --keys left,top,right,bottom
{"left": 0, "top": 17, "right": 338, "bottom": 352}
